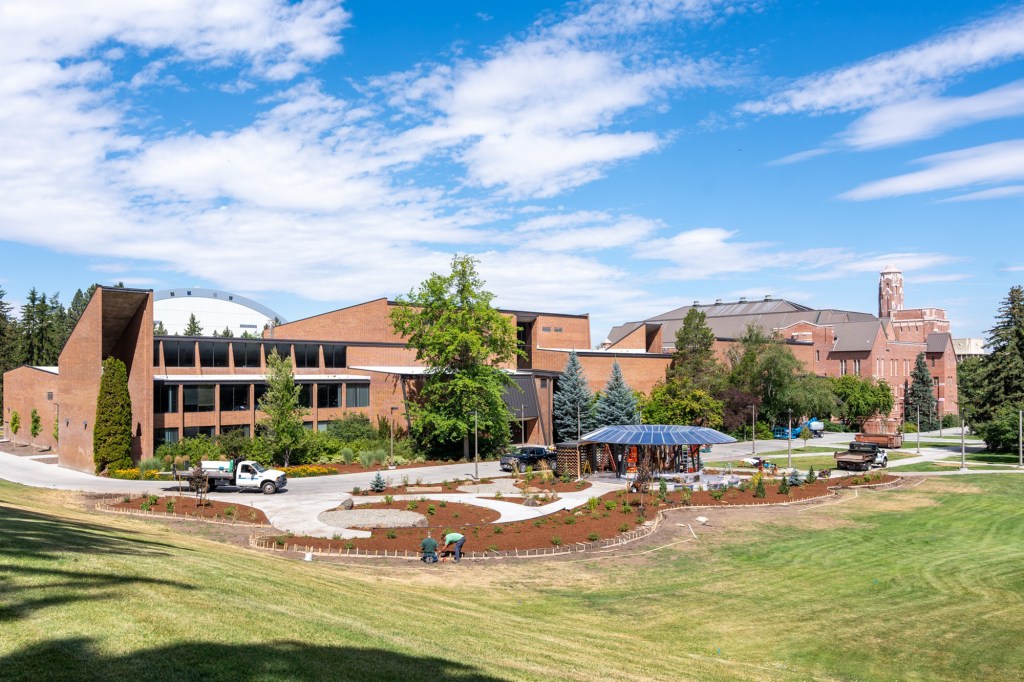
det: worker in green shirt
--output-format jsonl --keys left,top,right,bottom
{"left": 442, "top": 531, "right": 466, "bottom": 563}
{"left": 420, "top": 530, "right": 438, "bottom": 563}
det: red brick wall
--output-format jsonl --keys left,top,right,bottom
{"left": 56, "top": 288, "right": 105, "bottom": 473}
{"left": 578, "top": 354, "right": 671, "bottom": 396}
{"left": 2, "top": 367, "right": 59, "bottom": 449}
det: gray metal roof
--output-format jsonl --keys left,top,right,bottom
{"left": 502, "top": 375, "right": 540, "bottom": 419}
{"left": 579, "top": 424, "right": 736, "bottom": 446}
{"left": 831, "top": 320, "right": 883, "bottom": 352}
{"left": 927, "top": 332, "right": 952, "bottom": 354}
{"left": 650, "top": 308, "right": 878, "bottom": 348}
{"left": 605, "top": 321, "right": 643, "bottom": 346}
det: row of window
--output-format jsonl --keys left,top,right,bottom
{"left": 154, "top": 382, "right": 370, "bottom": 413}
{"left": 155, "top": 421, "right": 336, "bottom": 448}
{"left": 155, "top": 340, "right": 347, "bottom": 369}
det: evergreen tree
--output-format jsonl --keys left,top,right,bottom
{"left": 19, "top": 288, "right": 45, "bottom": 365}
{"left": 553, "top": 351, "right": 595, "bottom": 441}
{"left": 65, "top": 286, "right": 94, "bottom": 343}
{"left": 669, "top": 308, "right": 723, "bottom": 392}
{"left": 183, "top": 313, "right": 203, "bottom": 337}
{"left": 153, "top": 320, "right": 169, "bottom": 336}
{"left": 257, "top": 349, "right": 306, "bottom": 466}
{"left": 221, "top": 326, "right": 232, "bottom": 338}
{"left": 972, "top": 286, "right": 1024, "bottom": 426}
{"left": 0, "top": 287, "right": 22, "bottom": 415}
{"left": 30, "top": 408, "right": 41, "bottom": 442}
{"left": 93, "top": 357, "right": 133, "bottom": 472}
{"left": 10, "top": 411, "right": 20, "bottom": 436}
{"left": 594, "top": 362, "right": 639, "bottom": 427}
{"left": 43, "top": 292, "right": 67, "bottom": 362}
{"left": 905, "top": 352, "right": 938, "bottom": 430}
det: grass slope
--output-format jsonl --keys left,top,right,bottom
{"left": 2, "top": 477, "right": 1024, "bottom": 681}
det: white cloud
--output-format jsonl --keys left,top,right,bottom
{"left": 634, "top": 227, "right": 779, "bottom": 279}
{"left": 913, "top": 273, "right": 971, "bottom": 284}
{"left": 840, "top": 140, "right": 1024, "bottom": 200}
{"left": 793, "top": 252, "right": 964, "bottom": 281}
{"left": 509, "top": 212, "right": 662, "bottom": 252}
{"left": 841, "top": 80, "right": 1024, "bottom": 150}
{"left": 766, "top": 147, "right": 831, "bottom": 166}
{"left": 740, "top": 6, "right": 1024, "bottom": 115}
{"left": 937, "top": 184, "right": 1024, "bottom": 202}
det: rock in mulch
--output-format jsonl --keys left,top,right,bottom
{"left": 318, "top": 509, "right": 426, "bottom": 529}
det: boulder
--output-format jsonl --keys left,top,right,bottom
{"left": 336, "top": 494, "right": 354, "bottom": 510}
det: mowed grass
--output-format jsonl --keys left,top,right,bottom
{"left": 3, "top": 477, "right": 1024, "bottom": 681}
{"left": 759, "top": 452, "right": 913, "bottom": 471}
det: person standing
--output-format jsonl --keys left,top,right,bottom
{"left": 442, "top": 531, "right": 465, "bottom": 563}
{"left": 420, "top": 530, "right": 438, "bottom": 563}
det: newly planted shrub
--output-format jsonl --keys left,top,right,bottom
{"left": 587, "top": 532, "right": 600, "bottom": 542}
{"left": 165, "top": 499, "right": 175, "bottom": 514}
{"left": 618, "top": 523, "right": 630, "bottom": 533}
{"left": 709, "top": 489, "right": 725, "bottom": 501}
{"left": 586, "top": 496, "right": 599, "bottom": 511}
{"left": 384, "top": 494, "right": 394, "bottom": 505}
{"left": 550, "top": 536, "right": 562, "bottom": 546}
{"left": 224, "top": 505, "right": 237, "bottom": 518}
{"left": 405, "top": 500, "right": 419, "bottom": 511}
{"left": 370, "top": 471, "right": 387, "bottom": 493}
{"left": 493, "top": 525, "right": 504, "bottom": 535}
{"left": 806, "top": 466, "right": 817, "bottom": 484}
{"left": 778, "top": 476, "right": 791, "bottom": 496}
{"left": 386, "top": 529, "right": 397, "bottom": 539}
{"left": 563, "top": 516, "right": 575, "bottom": 525}
{"left": 427, "top": 504, "right": 436, "bottom": 516}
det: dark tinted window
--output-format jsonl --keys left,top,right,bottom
{"left": 322, "top": 344, "right": 346, "bottom": 368}
{"left": 253, "top": 383, "right": 268, "bottom": 409}
{"left": 163, "top": 340, "right": 195, "bottom": 367}
{"left": 220, "top": 424, "right": 250, "bottom": 437}
{"left": 233, "top": 342, "right": 261, "bottom": 368}
{"left": 298, "top": 384, "right": 313, "bottom": 408}
{"left": 294, "top": 344, "right": 319, "bottom": 368}
{"left": 220, "top": 384, "right": 250, "bottom": 411}
{"left": 183, "top": 426, "right": 215, "bottom": 439}
{"left": 317, "top": 383, "right": 342, "bottom": 409}
{"left": 154, "top": 383, "right": 179, "bottom": 413}
{"left": 154, "top": 428, "right": 179, "bottom": 447}
{"left": 153, "top": 341, "right": 161, "bottom": 367}
{"left": 346, "top": 384, "right": 369, "bottom": 407}
{"left": 183, "top": 385, "right": 215, "bottom": 412}
{"left": 266, "top": 343, "right": 291, "bottom": 362}
{"left": 198, "top": 342, "right": 229, "bottom": 368}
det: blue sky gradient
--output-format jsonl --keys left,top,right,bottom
{"left": 0, "top": 0, "right": 1021, "bottom": 342}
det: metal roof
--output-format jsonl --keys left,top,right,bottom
{"left": 579, "top": 424, "right": 736, "bottom": 446}
{"left": 926, "top": 332, "right": 952, "bottom": 354}
{"left": 831, "top": 320, "right": 883, "bottom": 352}
{"left": 503, "top": 374, "right": 539, "bottom": 419}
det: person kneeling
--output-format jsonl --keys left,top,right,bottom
{"left": 420, "top": 530, "right": 438, "bottom": 563}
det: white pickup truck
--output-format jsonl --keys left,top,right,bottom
{"left": 177, "top": 458, "right": 288, "bottom": 494}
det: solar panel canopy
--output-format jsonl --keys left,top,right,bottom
{"left": 579, "top": 424, "right": 736, "bottom": 446}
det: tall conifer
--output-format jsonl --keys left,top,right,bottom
{"left": 594, "top": 362, "right": 640, "bottom": 427}
{"left": 553, "top": 351, "right": 595, "bottom": 441}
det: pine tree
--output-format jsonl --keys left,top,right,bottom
{"left": 972, "top": 286, "right": 1024, "bottom": 426}
{"left": 183, "top": 313, "right": 203, "bottom": 337}
{"left": 370, "top": 471, "right": 387, "bottom": 493}
{"left": 553, "top": 351, "right": 595, "bottom": 441}
{"left": 594, "top": 362, "right": 639, "bottom": 427}
{"left": 221, "top": 326, "right": 232, "bottom": 338}
{"left": 669, "top": 308, "right": 722, "bottom": 392}
{"left": 93, "top": 356, "right": 133, "bottom": 472}
{"left": 0, "top": 287, "right": 22, "bottom": 416}
{"left": 154, "top": 321, "right": 169, "bottom": 336}
{"left": 905, "top": 352, "right": 937, "bottom": 430}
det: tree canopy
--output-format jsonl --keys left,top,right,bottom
{"left": 257, "top": 349, "right": 306, "bottom": 467}
{"left": 390, "top": 255, "right": 520, "bottom": 459}
{"left": 727, "top": 324, "right": 803, "bottom": 426}
{"left": 669, "top": 308, "right": 723, "bottom": 393}
{"left": 829, "top": 374, "right": 894, "bottom": 430}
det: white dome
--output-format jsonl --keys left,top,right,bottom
{"left": 153, "top": 288, "right": 286, "bottom": 336}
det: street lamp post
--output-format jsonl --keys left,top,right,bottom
{"left": 520, "top": 404, "right": 526, "bottom": 446}
{"left": 1019, "top": 409, "right": 1023, "bottom": 468}
{"left": 787, "top": 408, "right": 793, "bottom": 470}
{"left": 473, "top": 410, "right": 479, "bottom": 480}
{"left": 751, "top": 404, "right": 757, "bottom": 456}
{"left": 916, "top": 405, "right": 921, "bottom": 454}
{"left": 389, "top": 406, "right": 398, "bottom": 467}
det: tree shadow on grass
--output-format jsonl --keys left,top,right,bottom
{"left": 0, "top": 639, "right": 509, "bottom": 682}
{"left": 0, "top": 503, "right": 194, "bottom": 622}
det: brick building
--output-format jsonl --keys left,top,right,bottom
{"left": 604, "top": 266, "right": 958, "bottom": 426}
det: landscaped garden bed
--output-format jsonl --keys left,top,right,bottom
{"left": 103, "top": 494, "right": 270, "bottom": 524}
{"left": 345, "top": 499, "right": 500, "bottom": 527}
{"left": 513, "top": 477, "right": 592, "bottom": 493}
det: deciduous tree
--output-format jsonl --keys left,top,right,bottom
{"left": 390, "top": 255, "right": 520, "bottom": 459}
{"left": 257, "top": 349, "right": 306, "bottom": 467}
{"left": 641, "top": 380, "right": 723, "bottom": 429}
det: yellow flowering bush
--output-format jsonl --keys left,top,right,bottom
{"left": 281, "top": 464, "right": 337, "bottom": 478}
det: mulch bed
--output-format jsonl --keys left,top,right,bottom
{"left": 106, "top": 494, "right": 270, "bottom": 524}
{"left": 514, "top": 478, "right": 592, "bottom": 493}
{"left": 261, "top": 506, "right": 648, "bottom": 554}
{"left": 349, "top": 500, "right": 500, "bottom": 527}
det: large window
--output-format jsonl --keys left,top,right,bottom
{"left": 183, "top": 426, "right": 216, "bottom": 439}
{"left": 154, "top": 383, "right": 179, "bottom": 414}
{"left": 294, "top": 344, "right": 319, "bottom": 368}
{"left": 221, "top": 424, "right": 250, "bottom": 437}
{"left": 220, "top": 384, "right": 250, "bottom": 411}
{"left": 154, "top": 428, "right": 179, "bottom": 447}
{"left": 298, "top": 384, "right": 313, "bottom": 408}
{"left": 266, "top": 343, "right": 291, "bottom": 362}
{"left": 322, "top": 344, "right": 346, "bottom": 368}
{"left": 183, "top": 385, "right": 215, "bottom": 412}
{"left": 198, "top": 342, "right": 229, "bottom": 368}
{"left": 317, "top": 383, "right": 343, "bottom": 409}
{"left": 153, "top": 341, "right": 161, "bottom": 367}
{"left": 233, "top": 342, "right": 261, "bottom": 368}
{"left": 253, "top": 383, "right": 268, "bottom": 409}
{"left": 163, "top": 340, "right": 195, "bottom": 368}
{"left": 346, "top": 383, "right": 369, "bottom": 408}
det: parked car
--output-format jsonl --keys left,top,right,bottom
{"left": 499, "top": 446, "right": 556, "bottom": 473}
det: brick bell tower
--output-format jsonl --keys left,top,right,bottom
{"left": 878, "top": 264, "right": 904, "bottom": 318}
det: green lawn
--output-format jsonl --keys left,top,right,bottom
{"left": 3, "top": 476, "right": 1024, "bottom": 680}
{"left": 754, "top": 452, "right": 913, "bottom": 471}
{"left": 892, "top": 460, "right": 1018, "bottom": 473}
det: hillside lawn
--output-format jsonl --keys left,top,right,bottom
{"left": 2, "top": 475, "right": 1024, "bottom": 681}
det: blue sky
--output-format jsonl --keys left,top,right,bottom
{"left": 1, "top": 0, "right": 1022, "bottom": 342}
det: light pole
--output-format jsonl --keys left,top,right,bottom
{"left": 916, "top": 405, "right": 921, "bottom": 454}
{"left": 960, "top": 409, "right": 967, "bottom": 471}
{"left": 576, "top": 404, "right": 583, "bottom": 482}
{"left": 520, "top": 404, "right": 526, "bottom": 445}
{"left": 473, "top": 410, "right": 479, "bottom": 480}
{"left": 787, "top": 408, "right": 793, "bottom": 470}
{"left": 749, "top": 401, "right": 757, "bottom": 454}
{"left": 389, "top": 406, "right": 397, "bottom": 467}
{"left": 1019, "top": 409, "right": 1022, "bottom": 468}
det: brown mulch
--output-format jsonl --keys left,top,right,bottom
{"left": 106, "top": 494, "right": 270, "bottom": 524}
{"left": 348, "top": 500, "right": 500, "bottom": 527}
{"left": 261, "top": 506, "right": 648, "bottom": 554}
{"left": 513, "top": 478, "right": 592, "bottom": 493}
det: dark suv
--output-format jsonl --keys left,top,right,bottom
{"left": 499, "top": 446, "right": 556, "bottom": 473}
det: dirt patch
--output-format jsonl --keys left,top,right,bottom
{"left": 916, "top": 479, "right": 984, "bottom": 495}
{"left": 0, "top": 441, "right": 51, "bottom": 457}
{"left": 513, "top": 478, "right": 593, "bottom": 494}
{"left": 104, "top": 494, "right": 269, "bottom": 525}
{"left": 348, "top": 500, "right": 500, "bottom": 528}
